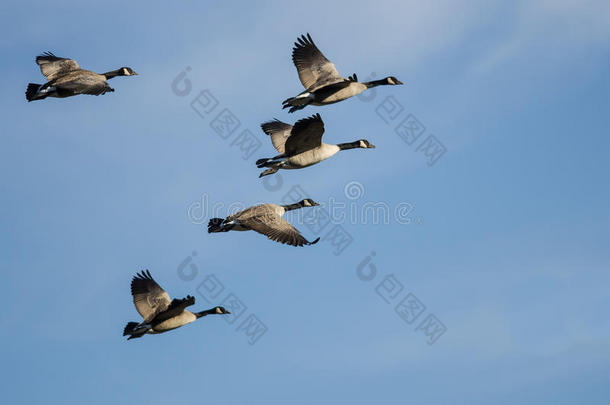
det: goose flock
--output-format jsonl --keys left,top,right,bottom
{"left": 26, "top": 33, "right": 402, "bottom": 338}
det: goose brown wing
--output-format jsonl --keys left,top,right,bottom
{"left": 260, "top": 119, "right": 293, "bottom": 154}
{"left": 240, "top": 213, "right": 318, "bottom": 247}
{"left": 284, "top": 113, "right": 325, "bottom": 155}
{"left": 36, "top": 52, "right": 80, "bottom": 80}
{"left": 292, "top": 34, "right": 343, "bottom": 91}
{"left": 54, "top": 73, "right": 113, "bottom": 95}
{"left": 131, "top": 270, "right": 172, "bottom": 322}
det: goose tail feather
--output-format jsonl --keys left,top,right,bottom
{"left": 208, "top": 218, "right": 231, "bottom": 233}
{"left": 26, "top": 83, "right": 43, "bottom": 101}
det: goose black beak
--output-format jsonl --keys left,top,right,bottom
{"left": 395, "top": 80, "right": 403, "bottom": 85}
{"left": 225, "top": 310, "right": 231, "bottom": 314}
{"left": 132, "top": 71, "right": 139, "bottom": 76}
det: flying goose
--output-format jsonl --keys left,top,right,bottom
{"left": 282, "top": 34, "right": 402, "bottom": 112}
{"left": 208, "top": 199, "right": 321, "bottom": 247}
{"left": 123, "top": 270, "right": 229, "bottom": 340}
{"left": 26, "top": 52, "right": 137, "bottom": 102}
{"left": 256, "top": 113, "right": 375, "bottom": 177}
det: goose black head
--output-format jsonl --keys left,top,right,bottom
{"left": 300, "top": 198, "right": 320, "bottom": 207}
{"left": 385, "top": 76, "right": 402, "bottom": 85}
{"left": 196, "top": 306, "right": 231, "bottom": 318}
{"left": 214, "top": 306, "right": 230, "bottom": 315}
{"left": 358, "top": 139, "right": 376, "bottom": 149}
{"left": 119, "top": 67, "right": 138, "bottom": 76}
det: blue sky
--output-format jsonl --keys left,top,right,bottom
{"left": 2, "top": 0, "right": 609, "bottom": 403}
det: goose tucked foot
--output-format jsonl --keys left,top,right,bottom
{"left": 259, "top": 166, "right": 280, "bottom": 177}
{"left": 256, "top": 157, "right": 285, "bottom": 168}
{"left": 256, "top": 157, "right": 273, "bottom": 168}
{"left": 282, "top": 92, "right": 313, "bottom": 113}
{"left": 282, "top": 102, "right": 308, "bottom": 113}
{"left": 123, "top": 321, "right": 151, "bottom": 340}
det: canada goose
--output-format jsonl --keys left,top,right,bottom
{"left": 256, "top": 113, "right": 375, "bottom": 177}
{"left": 282, "top": 34, "right": 402, "bottom": 112}
{"left": 26, "top": 52, "right": 137, "bottom": 102}
{"left": 123, "top": 270, "right": 229, "bottom": 340}
{"left": 208, "top": 199, "right": 321, "bottom": 247}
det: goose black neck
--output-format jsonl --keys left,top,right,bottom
{"left": 283, "top": 202, "right": 303, "bottom": 211}
{"left": 338, "top": 141, "right": 360, "bottom": 150}
{"left": 103, "top": 69, "right": 122, "bottom": 79}
{"left": 364, "top": 79, "right": 388, "bottom": 88}
{"left": 195, "top": 308, "right": 217, "bottom": 318}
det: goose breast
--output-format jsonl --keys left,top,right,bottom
{"left": 313, "top": 82, "right": 367, "bottom": 104}
{"left": 287, "top": 144, "right": 340, "bottom": 168}
{"left": 152, "top": 311, "right": 197, "bottom": 332}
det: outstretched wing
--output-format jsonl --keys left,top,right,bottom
{"left": 292, "top": 33, "right": 343, "bottom": 91}
{"left": 36, "top": 52, "right": 80, "bottom": 80}
{"left": 240, "top": 209, "right": 319, "bottom": 247}
{"left": 284, "top": 113, "right": 325, "bottom": 155}
{"left": 130, "top": 270, "right": 172, "bottom": 322}
{"left": 260, "top": 119, "right": 293, "bottom": 154}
